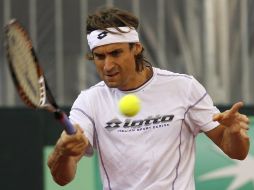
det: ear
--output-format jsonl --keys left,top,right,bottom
{"left": 134, "top": 43, "right": 142, "bottom": 55}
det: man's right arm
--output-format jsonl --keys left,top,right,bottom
{"left": 47, "top": 125, "right": 89, "bottom": 186}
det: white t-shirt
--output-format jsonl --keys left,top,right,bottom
{"left": 69, "top": 67, "right": 220, "bottom": 190}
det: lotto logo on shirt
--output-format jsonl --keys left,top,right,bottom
{"left": 105, "top": 114, "right": 174, "bottom": 132}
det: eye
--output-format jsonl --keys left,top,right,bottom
{"left": 111, "top": 50, "right": 122, "bottom": 57}
{"left": 93, "top": 53, "right": 105, "bottom": 60}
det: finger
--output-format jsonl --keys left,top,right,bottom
{"left": 75, "top": 141, "right": 88, "bottom": 151}
{"left": 213, "top": 113, "right": 224, "bottom": 121}
{"left": 60, "top": 133, "right": 83, "bottom": 146}
{"left": 240, "top": 129, "right": 249, "bottom": 139}
{"left": 66, "top": 140, "right": 86, "bottom": 151}
{"left": 240, "top": 122, "right": 249, "bottom": 130}
{"left": 64, "top": 138, "right": 88, "bottom": 155}
{"left": 74, "top": 124, "right": 84, "bottom": 133}
{"left": 242, "top": 115, "right": 250, "bottom": 124}
{"left": 230, "top": 122, "right": 249, "bottom": 134}
{"left": 235, "top": 114, "right": 250, "bottom": 124}
{"left": 63, "top": 125, "right": 83, "bottom": 140}
{"left": 228, "top": 101, "right": 244, "bottom": 115}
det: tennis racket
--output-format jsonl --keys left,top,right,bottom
{"left": 4, "top": 19, "right": 76, "bottom": 135}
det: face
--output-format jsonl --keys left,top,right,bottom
{"left": 92, "top": 43, "right": 143, "bottom": 90}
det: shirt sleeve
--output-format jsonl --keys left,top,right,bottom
{"left": 184, "top": 77, "right": 220, "bottom": 135}
{"left": 69, "top": 91, "right": 95, "bottom": 156}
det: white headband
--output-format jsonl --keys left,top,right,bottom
{"left": 87, "top": 27, "right": 139, "bottom": 50}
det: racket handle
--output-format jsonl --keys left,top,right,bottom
{"left": 55, "top": 110, "right": 76, "bottom": 135}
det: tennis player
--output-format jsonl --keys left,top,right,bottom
{"left": 47, "top": 7, "right": 250, "bottom": 190}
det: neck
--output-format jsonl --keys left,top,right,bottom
{"left": 122, "top": 66, "right": 153, "bottom": 91}
{"left": 142, "top": 66, "right": 153, "bottom": 83}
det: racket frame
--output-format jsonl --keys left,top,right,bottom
{"left": 4, "top": 19, "right": 76, "bottom": 134}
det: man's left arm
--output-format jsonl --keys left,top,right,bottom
{"left": 205, "top": 102, "right": 250, "bottom": 160}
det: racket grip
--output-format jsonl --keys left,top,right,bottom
{"left": 55, "top": 111, "right": 76, "bottom": 135}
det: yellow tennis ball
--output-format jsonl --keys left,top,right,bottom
{"left": 118, "top": 94, "right": 141, "bottom": 117}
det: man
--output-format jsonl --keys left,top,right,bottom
{"left": 48, "top": 7, "right": 250, "bottom": 190}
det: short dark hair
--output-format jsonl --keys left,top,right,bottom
{"left": 86, "top": 7, "right": 151, "bottom": 72}
{"left": 86, "top": 7, "right": 139, "bottom": 34}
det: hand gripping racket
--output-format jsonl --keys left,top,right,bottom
{"left": 4, "top": 19, "right": 76, "bottom": 135}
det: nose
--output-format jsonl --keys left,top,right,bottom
{"left": 104, "top": 56, "right": 115, "bottom": 72}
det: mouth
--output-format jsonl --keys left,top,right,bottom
{"left": 105, "top": 72, "right": 119, "bottom": 78}
{"left": 104, "top": 72, "right": 120, "bottom": 83}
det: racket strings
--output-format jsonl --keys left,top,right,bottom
{"left": 6, "top": 25, "right": 45, "bottom": 107}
